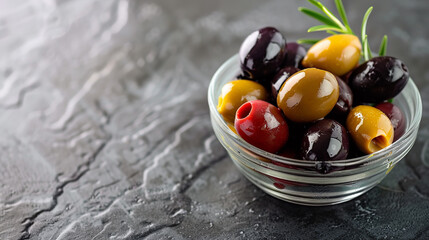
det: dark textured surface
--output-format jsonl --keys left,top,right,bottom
{"left": 0, "top": 0, "right": 428, "bottom": 239}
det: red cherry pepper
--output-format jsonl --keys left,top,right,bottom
{"left": 235, "top": 100, "right": 289, "bottom": 153}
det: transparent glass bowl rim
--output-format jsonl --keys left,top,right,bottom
{"left": 208, "top": 54, "right": 422, "bottom": 168}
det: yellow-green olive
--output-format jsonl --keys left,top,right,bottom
{"left": 302, "top": 34, "right": 362, "bottom": 76}
{"left": 227, "top": 122, "right": 237, "bottom": 134}
{"left": 346, "top": 105, "right": 394, "bottom": 154}
{"left": 217, "top": 79, "right": 268, "bottom": 123}
{"left": 277, "top": 68, "right": 339, "bottom": 122}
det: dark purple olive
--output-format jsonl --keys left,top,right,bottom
{"left": 271, "top": 66, "right": 300, "bottom": 100}
{"left": 349, "top": 56, "right": 409, "bottom": 103}
{"left": 239, "top": 27, "right": 286, "bottom": 82}
{"left": 327, "top": 76, "right": 353, "bottom": 122}
{"left": 235, "top": 70, "right": 251, "bottom": 80}
{"left": 341, "top": 69, "right": 354, "bottom": 84}
{"left": 286, "top": 120, "right": 308, "bottom": 149}
{"left": 301, "top": 119, "right": 349, "bottom": 161}
{"left": 375, "top": 102, "right": 406, "bottom": 142}
{"left": 347, "top": 138, "right": 366, "bottom": 159}
{"left": 283, "top": 42, "right": 306, "bottom": 68}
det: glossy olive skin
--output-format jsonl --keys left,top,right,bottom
{"left": 375, "top": 102, "right": 406, "bottom": 142}
{"left": 271, "top": 66, "right": 300, "bottom": 100}
{"left": 302, "top": 34, "right": 362, "bottom": 76}
{"left": 275, "top": 121, "right": 308, "bottom": 157}
{"left": 349, "top": 56, "right": 409, "bottom": 103}
{"left": 301, "top": 119, "right": 349, "bottom": 161}
{"left": 346, "top": 105, "right": 394, "bottom": 154}
{"left": 239, "top": 27, "right": 287, "bottom": 81}
{"left": 276, "top": 147, "right": 299, "bottom": 159}
{"left": 347, "top": 140, "right": 366, "bottom": 159}
{"left": 283, "top": 42, "right": 306, "bottom": 68}
{"left": 235, "top": 100, "right": 289, "bottom": 153}
{"left": 327, "top": 76, "right": 353, "bottom": 121}
{"left": 277, "top": 68, "right": 339, "bottom": 122}
{"left": 227, "top": 122, "right": 238, "bottom": 135}
{"left": 217, "top": 80, "right": 268, "bottom": 123}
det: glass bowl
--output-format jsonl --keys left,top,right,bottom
{"left": 208, "top": 55, "right": 422, "bottom": 206}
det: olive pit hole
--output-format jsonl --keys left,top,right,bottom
{"left": 237, "top": 102, "right": 252, "bottom": 119}
{"left": 369, "top": 135, "right": 389, "bottom": 152}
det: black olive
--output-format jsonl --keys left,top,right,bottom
{"left": 283, "top": 42, "right": 306, "bottom": 68}
{"left": 327, "top": 76, "right": 353, "bottom": 122}
{"left": 349, "top": 56, "right": 409, "bottom": 103}
{"left": 375, "top": 102, "right": 406, "bottom": 142}
{"left": 270, "top": 66, "right": 300, "bottom": 100}
{"left": 239, "top": 27, "right": 286, "bottom": 83}
{"left": 301, "top": 119, "right": 349, "bottom": 161}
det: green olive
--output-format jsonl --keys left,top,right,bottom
{"left": 217, "top": 79, "right": 268, "bottom": 123}
{"left": 277, "top": 68, "right": 339, "bottom": 122}
{"left": 302, "top": 34, "right": 362, "bottom": 76}
{"left": 346, "top": 105, "right": 394, "bottom": 154}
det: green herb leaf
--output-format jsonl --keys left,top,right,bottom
{"left": 297, "top": 39, "right": 320, "bottom": 45}
{"left": 387, "top": 98, "right": 394, "bottom": 103}
{"left": 308, "top": 0, "right": 347, "bottom": 32}
{"left": 361, "top": 7, "right": 373, "bottom": 61}
{"left": 363, "top": 35, "right": 373, "bottom": 61}
{"left": 362, "top": 35, "right": 368, "bottom": 60}
{"left": 326, "top": 30, "right": 337, "bottom": 35}
{"left": 298, "top": 7, "right": 338, "bottom": 27}
{"left": 334, "top": 0, "right": 353, "bottom": 34}
{"left": 367, "top": 39, "right": 373, "bottom": 59}
{"left": 308, "top": 25, "right": 343, "bottom": 33}
{"left": 361, "top": 7, "right": 373, "bottom": 44}
{"left": 299, "top": 1, "right": 388, "bottom": 58}
{"left": 378, "top": 35, "right": 388, "bottom": 56}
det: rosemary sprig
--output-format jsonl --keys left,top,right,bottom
{"left": 307, "top": 0, "right": 348, "bottom": 33}
{"left": 361, "top": 7, "right": 373, "bottom": 60}
{"left": 298, "top": 7, "right": 338, "bottom": 27}
{"left": 378, "top": 35, "right": 388, "bottom": 56}
{"left": 334, "top": 0, "right": 353, "bottom": 34}
{"left": 297, "top": 39, "right": 321, "bottom": 45}
{"left": 299, "top": 0, "right": 351, "bottom": 34}
{"left": 298, "top": 0, "right": 388, "bottom": 60}
{"left": 362, "top": 35, "right": 373, "bottom": 61}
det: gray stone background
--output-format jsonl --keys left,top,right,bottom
{"left": 0, "top": 0, "right": 428, "bottom": 239}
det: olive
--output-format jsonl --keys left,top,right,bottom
{"left": 327, "top": 76, "right": 353, "bottom": 122}
{"left": 283, "top": 42, "right": 306, "bottom": 68}
{"left": 281, "top": 120, "right": 308, "bottom": 151}
{"left": 227, "top": 122, "right": 238, "bottom": 135}
{"left": 239, "top": 27, "right": 287, "bottom": 81}
{"left": 375, "top": 102, "right": 406, "bottom": 142}
{"left": 217, "top": 80, "right": 268, "bottom": 124}
{"left": 235, "top": 100, "right": 289, "bottom": 153}
{"left": 346, "top": 105, "right": 394, "bottom": 154}
{"left": 276, "top": 147, "right": 299, "bottom": 159}
{"left": 235, "top": 71, "right": 252, "bottom": 80}
{"left": 301, "top": 119, "right": 349, "bottom": 161}
{"left": 301, "top": 34, "right": 362, "bottom": 76}
{"left": 347, "top": 139, "right": 366, "bottom": 159}
{"left": 271, "top": 66, "right": 300, "bottom": 100}
{"left": 277, "top": 68, "right": 339, "bottom": 122}
{"left": 349, "top": 56, "right": 409, "bottom": 103}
